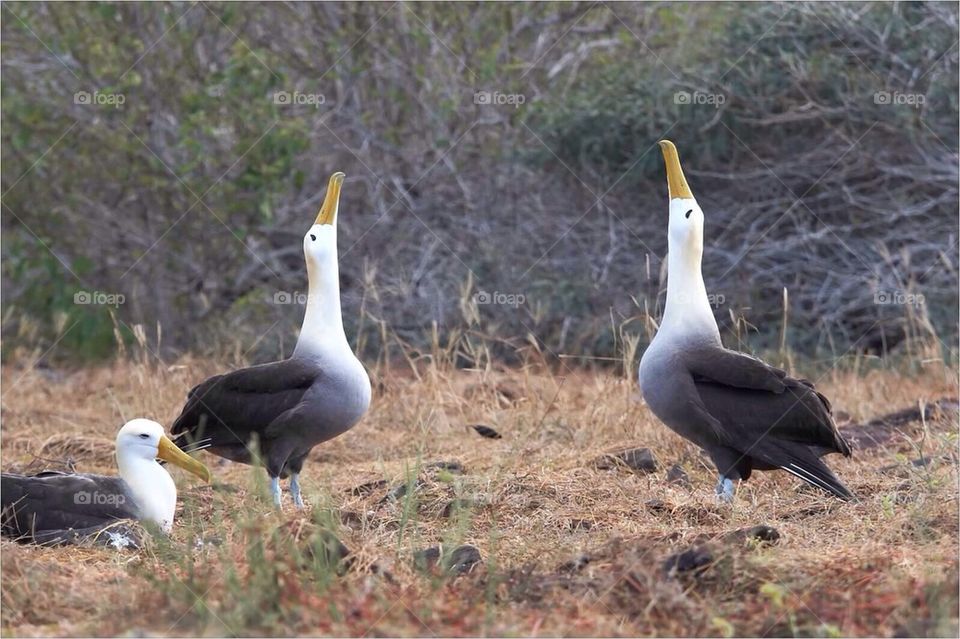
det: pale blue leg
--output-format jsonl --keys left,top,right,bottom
{"left": 290, "top": 473, "right": 305, "bottom": 509}
{"left": 270, "top": 475, "right": 282, "bottom": 508}
{"left": 716, "top": 475, "right": 736, "bottom": 502}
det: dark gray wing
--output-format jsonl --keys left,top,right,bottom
{"left": 687, "top": 347, "right": 788, "bottom": 393}
{"left": 1, "top": 473, "right": 137, "bottom": 543}
{"left": 171, "top": 358, "right": 321, "bottom": 452}
{"left": 691, "top": 353, "right": 853, "bottom": 500}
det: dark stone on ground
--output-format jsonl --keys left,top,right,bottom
{"left": 413, "top": 546, "right": 441, "bottom": 571}
{"left": 663, "top": 546, "right": 713, "bottom": 575}
{"left": 427, "top": 460, "right": 465, "bottom": 474}
{"left": 735, "top": 525, "right": 780, "bottom": 545}
{"left": 379, "top": 479, "right": 425, "bottom": 504}
{"left": 447, "top": 544, "right": 483, "bottom": 574}
{"left": 595, "top": 447, "right": 658, "bottom": 474}
{"left": 645, "top": 498, "right": 667, "bottom": 513}
{"left": 442, "top": 498, "right": 478, "bottom": 517}
{"left": 559, "top": 554, "right": 591, "bottom": 573}
{"left": 349, "top": 479, "right": 388, "bottom": 496}
{"left": 470, "top": 424, "right": 502, "bottom": 439}
{"left": 666, "top": 463, "right": 690, "bottom": 487}
{"left": 413, "top": 544, "right": 483, "bottom": 575}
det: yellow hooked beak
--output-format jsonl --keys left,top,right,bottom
{"left": 157, "top": 435, "right": 212, "bottom": 483}
{"left": 658, "top": 140, "right": 693, "bottom": 200}
{"left": 314, "top": 172, "right": 346, "bottom": 225}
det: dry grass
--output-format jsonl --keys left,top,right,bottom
{"left": 1, "top": 354, "right": 958, "bottom": 637}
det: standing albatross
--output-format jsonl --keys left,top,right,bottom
{"left": 172, "top": 172, "right": 371, "bottom": 508}
{"left": 638, "top": 141, "right": 853, "bottom": 502}
{"left": 2, "top": 419, "right": 211, "bottom": 545}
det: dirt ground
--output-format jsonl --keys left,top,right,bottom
{"left": 1, "top": 356, "right": 957, "bottom": 637}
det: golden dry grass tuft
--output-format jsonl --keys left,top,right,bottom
{"left": 1, "top": 354, "right": 958, "bottom": 637}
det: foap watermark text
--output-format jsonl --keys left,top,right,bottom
{"left": 474, "top": 290, "right": 526, "bottom": 308}
{"left": 74, "top": 90, "right": 126, "bottom": 108}
{"left": 74, "top": 490, "right": 125, "bottom": 506}
{"left": 674, "top": 90, "right": 725, "bottom": 108}
{"left": 74, "top": 290, "right": 125, "bottom": 307}
{"left": 875, "top": 290, "right": 924, "bottom": 306}
{"left": 474, "top": 90, "right": 526, "bottom": 108}
{"left": 273, "top": 90, "right": 326, "bottom": 108}
{"left": 874, "top": 91, "right": 925, "bottom": 107}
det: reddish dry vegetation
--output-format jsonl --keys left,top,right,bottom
{"left": 1, "top": 357, "right": 957, "bottom": 637}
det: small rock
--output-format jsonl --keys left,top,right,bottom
{"left": 427, "top": 460, "right": 465, "bottom": 474}
{"left": 378, "top": 479, "right": 425, "bottom": 504}
{"left": 663, "top": 546, "right": 713, "bottom": 575}
{"left": 442, "top": 498, "right": 477, "bottom": 518}
{"left": 470, "top": 424, "right": 502, "bottom": 439}
{"left": 349, "top": 479, "right": 388, "bottom": 496}
{"left": 595, "top": 448, "right": 658, "bottom": 474}
{"left": 740, "top": 525, "right": 780, "bottom": 545}
{"left": 559, "top": 554, "right": 591, "bottom": 573}
{"left": 413, "top": 544, "right": 483, "bottom": 575}
{"left": 413, "top": 546, "right": 441, "bottom": 571}
{"left": 447, "top": 544, "right": 482, "bottom": 574}
{"left": 722, "top": 524, "right": 780, "bottom": 546}
{"left": 666, "top": 463, "right": 690, "bottom": 487}
{"left": 645, "top": 498, "right": 668, "bottom": 513}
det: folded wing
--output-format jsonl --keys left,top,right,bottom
{"left": 690, "top": 351, "right": 853, "bottom": 499}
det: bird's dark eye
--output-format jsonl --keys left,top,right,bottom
{"left": 310, "top": 234, "right": 316, "bottom": 241}
{"left": 138, "top": 433, "right": 150, "bottom": 439}
{"left": 685, "top": 209, "right": 693, "bottom": 219}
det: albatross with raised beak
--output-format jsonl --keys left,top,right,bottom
{"left": 171, "top": 172, "right": 371, "bottom": 508}
{"left": 638, "top": 141, "right": 853, "bottom": 502}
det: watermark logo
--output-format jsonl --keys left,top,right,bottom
{"left": 474, "top": 90, "right": 526, "bottom": 109}
{"left": 273, "top": 290, "right": 313, "bottom": 305}
{"left": 273, "top": 90, "right": 326, "bottom": 108}
{"left": 74, "top": 90, "right": 126, "bottom": 108}
{"left": 873, "top": 91, "right": 925, "bottom": 107}
{"left": 74, "top": 490, "right": 126, "bottom": 506}
{"left": 74, "top": 290, "right": 125, "bottom": 307}
{"left": 874, "top": 290, "right": 924, "bottom": 306}
{"left": 474, "top": 290, "right": 526, "bottom": 308}
{"left": 674, "top": 90, "right": 725, "bottom": 108}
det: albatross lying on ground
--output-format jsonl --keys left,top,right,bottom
{"left": 638, "top": 140, "right": 853, "bottom": 502}
{"left": 1, "top": 419, "right": 211, "bottom": 545}
{"left": 171, "top": 172, "right": 371, "bottom": 508}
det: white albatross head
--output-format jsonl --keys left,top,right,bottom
{"left": 303, "top": 171, "right": 344, "bottom": 267}
{"left": 295, "top": 172, "right": 350, "bottom": 357}
{"left": 115, "top": 419, "right": 211, "bottom": 533}
{"left": 659, "top": 140, "right": 704, "bottom": 258}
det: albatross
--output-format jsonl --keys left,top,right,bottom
{"left": 171, "top": 172, "right": 372, "bottom": 508}
{"left": 1, "top": 419, "right": 211, "bottom": 545}
{"left": 638, "top": 140, "right": 853, "bottom": 502}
